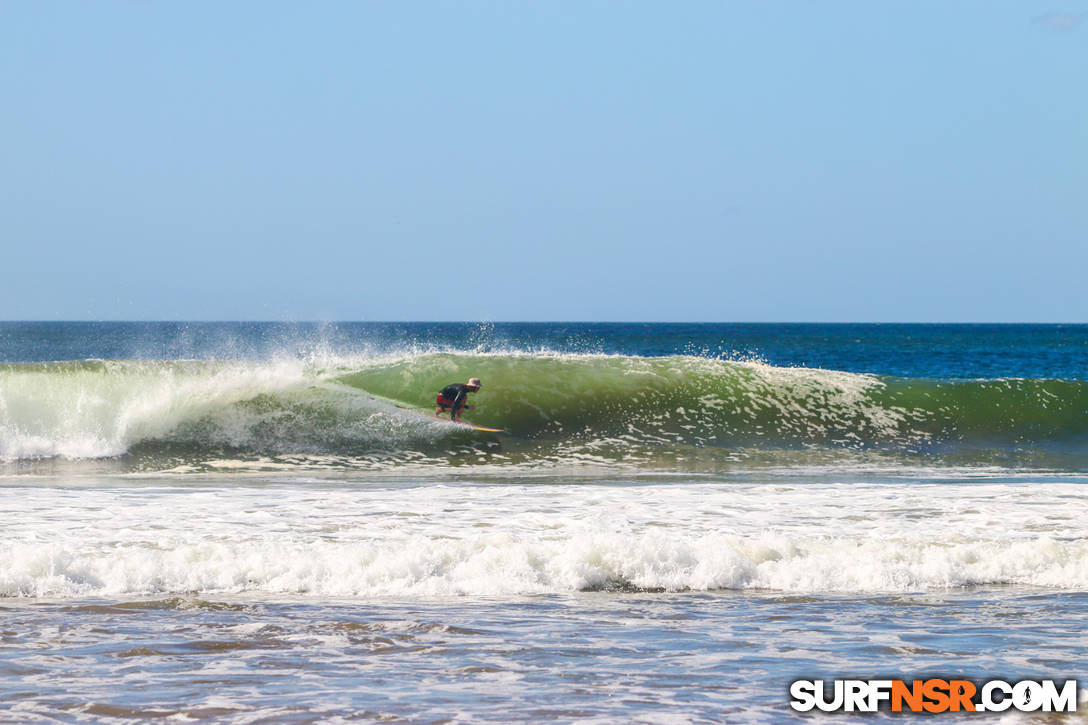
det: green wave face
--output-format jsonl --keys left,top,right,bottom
{"left": 337, "top": 354, "right": 914, "bottom": 446}
{"left": 2, "top": 354, "right": 1087, "bottom": 471}
{"left": 337, "top": 353, "right": 1088, "bottom": 450}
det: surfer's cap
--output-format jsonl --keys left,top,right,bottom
{"left": 467, "top": 378, "right": 482, "bottom": 389}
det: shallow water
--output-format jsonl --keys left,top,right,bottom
{"left": 4, "top": 588, "right": 1087, "bottom": 723}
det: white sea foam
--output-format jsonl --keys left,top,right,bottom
{"left": 2, "top": 481, "right": 1085, "bottom": 598}
{"left": 0, "top": 360, "right": 312, "bottom": 460}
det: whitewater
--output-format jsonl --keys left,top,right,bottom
{"left": 5, "top": 481, "right": 1088, "bottom": 599}
{"left": 2, "top": 322, "right": 1086, "bottom": 722}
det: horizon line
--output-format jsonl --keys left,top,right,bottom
{"left": 2, "top": 320, "right": 1086, "bottom": 326}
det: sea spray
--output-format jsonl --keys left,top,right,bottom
{"left": 2, "top": 353, "right": 1087, "bottom": 469}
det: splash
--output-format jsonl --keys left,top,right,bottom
{"left": 2, "top": 353, "right": 1087, "bottom": 470}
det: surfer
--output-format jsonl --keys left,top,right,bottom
{"left": 435, "top": 378, "right": 482, "bottom": 421}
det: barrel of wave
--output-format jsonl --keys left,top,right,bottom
{"left": 333, "top": 352, "right": 910, "bottom": 446}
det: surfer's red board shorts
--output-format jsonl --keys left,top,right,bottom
{"left": 436, "top": 395, "right": 456, "bottom": 408}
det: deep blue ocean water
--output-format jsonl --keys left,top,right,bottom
{"left": 3, "top": 321, "right": 1087, "bottom": 379}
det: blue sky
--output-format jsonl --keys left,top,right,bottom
{"left": 2, "top": 1, "right": 1084, "bottom": 321}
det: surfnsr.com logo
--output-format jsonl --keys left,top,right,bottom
{"left": 790, "top": 679, "right": 1078, "bottom": 713}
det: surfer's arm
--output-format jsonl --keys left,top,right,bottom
{"left": 451, "top": 388, "right": 467, "bottom": 419}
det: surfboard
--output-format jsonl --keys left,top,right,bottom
{"left": 396, "top": 405, "right": 504, "bottom": 433}
{"left": 426, "top": 414, "right": 504, "bottom": 433}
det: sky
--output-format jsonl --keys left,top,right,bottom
{"left": 1, "top": 1, "right": 1084, "bottom": 322}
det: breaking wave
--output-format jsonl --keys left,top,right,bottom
{"left": 1, "top": 352, "right": 1086, "bottom": 470}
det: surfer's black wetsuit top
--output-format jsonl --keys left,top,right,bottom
{"left": 438, "top": 383, "right": 471, "bottom": 419}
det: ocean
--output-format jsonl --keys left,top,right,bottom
{"left": 1, "top": 322, "right": 1086, "bottom": 722}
